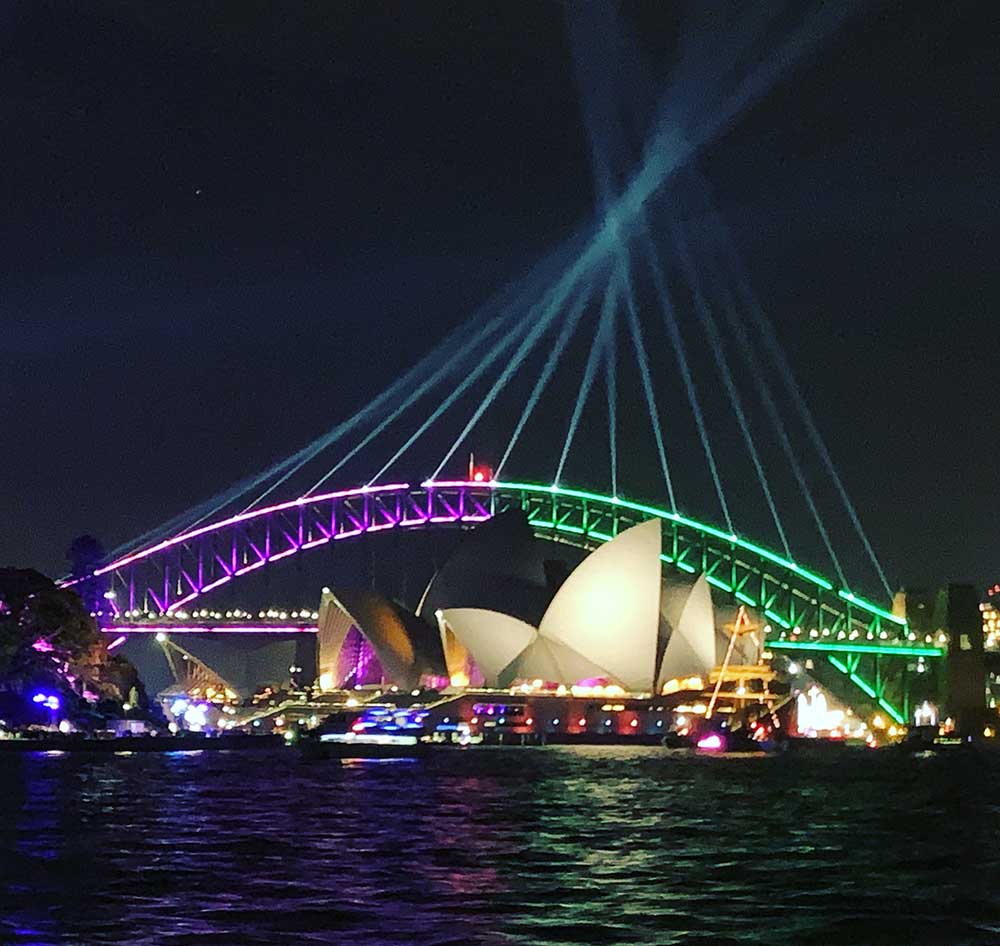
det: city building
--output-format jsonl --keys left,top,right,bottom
{"left": 316, "top": 519, "right": 720, "bottom": 696}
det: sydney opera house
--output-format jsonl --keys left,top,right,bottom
{"left": 136, "top": 507, "right": 783, "bottom": 741}
{"left": 315, "top": 512, "right": 735, "bottom": 698}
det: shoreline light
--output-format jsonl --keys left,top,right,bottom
{"left": 101, "top": 626, "right": 317, "bottom": 635}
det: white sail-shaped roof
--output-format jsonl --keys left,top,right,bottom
{"left": 436, "top": 520, "right": 718, "bottom": 693}
{"left": 539, "top": 519, "right": 663, "bottom": 692}
{"left": 656, "top": 573, "right": 716, "bottom": 687}
{"left": 503, "top": 634, "right": 610, "bottom": 688}
{"left": 325, "top": 589, "right": 447, "bottom": 689}
{"left": 317, "top": 589, "right": 357, "bottom": 683}
{"left": 440, "top": 608, "right": 617, "bottom": 687}
{"left": 438, "top": 608, "right": 537, "bottom": 686}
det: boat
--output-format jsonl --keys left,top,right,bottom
{"left": 299, "top": 704, "right": 435, "bottom": 760}
{"left": 299, "top": 730, "right": 430, "bottom": 760}
{"left": 893, "top": 725, "right": 1000, "bottom": 756}
{"left": 692, "top": 727, "right": 776, "bottom": 754}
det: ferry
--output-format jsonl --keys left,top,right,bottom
{"left": 299, "top": 730, "right": 431, "bottom": 760}
{"left": 298, "top": 706, "right": 449, "bottom": 760}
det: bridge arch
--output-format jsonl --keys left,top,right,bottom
{"left": 85, "top": 479, "right": 921, "bottom": 648}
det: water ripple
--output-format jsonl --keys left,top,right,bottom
{"left": 1, "top": 745, "right": 999, "bottom": 945}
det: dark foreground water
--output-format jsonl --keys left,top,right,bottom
{"left": 2, "top": 746, "right": 999, "bottom": 946}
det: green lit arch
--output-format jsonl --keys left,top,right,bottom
{"left": 465, "top": 480, "right": 937, "bottom": 725}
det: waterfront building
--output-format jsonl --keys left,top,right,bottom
{"left": 981, "top": 599, "right": 1000, "bottom": 651}
{"left": 316, "top": 519, "right": 719, "bottom": 696}
{"left": 440, "top": 520, "right": 716, "bottom": 692}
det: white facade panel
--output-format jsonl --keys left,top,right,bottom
{"left": 438, "top": 608, "right": 537, "bottom": 686}
{"left": 657, "top": 573, "right": 717, "bottom": 686}
{"left": 505, "top": 634, "right": 611, "bottom": 687}
{"left": 538, "top": 519, "right": 662, "bottom": 691}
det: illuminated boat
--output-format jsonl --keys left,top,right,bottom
{"left": 301, "top": 730, "right": 430, "bottom": 760}
{"left": 691, "top": 727, "right": 774, "bottom": 754}
{"left": 300, "top": 705, "right": 433, "bottom": 759}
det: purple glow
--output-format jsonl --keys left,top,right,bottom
{"left": 93, "top": 483, "right": 411, "bottom": 576}
{"left": 210, "top": 556, "right": 233, "bottom": 577}
{"left": 234, "top": 559, "right": 267, "bottom": 577}
{"left": 338, "top": 628, "right": 383, "bottom": 686}
{"left": 266, "top": 547, "right": 298, "bottom": 563}
{"left": 166, "top": 591, "right": 199, "bottom": 613}
{"left": 199, "top": 575, "right": 231, "bottom": 595}
{"left": 106, "top": 635, "right": 127, "bottom": 651}
{"left": 85, "top": 483, "right": 508, "bottom": 624}
{"left": 101, "top": 625, "right": 316, "bottom": 634}
{"left": 436, "top": 494, "right": 461, "bottom": 518}
{"left": 31, "top": 638, "right": 55, "bottom": 653}
{"left": 341, "top": 510, "right": 365, "bottom": 532}
{"left": 696, "top": 733, "right": 724, "bottom": 751}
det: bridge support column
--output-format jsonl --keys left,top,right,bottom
{"left": 902, "top": 665, "right": 909, "bottom": 727}
{"left": 944, "top": 583, "right": 987, "bottom": 733}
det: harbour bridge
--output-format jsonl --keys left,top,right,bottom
{"left": 76, "top": 477, "right": 942, "bottom": 725}
{"left": 64, "top": 3, "right": 948, "bottom": 725}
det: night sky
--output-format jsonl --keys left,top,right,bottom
{"left": 3, "top": 2, "right": 998, "bottom": 594}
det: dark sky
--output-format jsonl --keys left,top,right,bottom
{"left": 3, "top": 2, "right": 998, "bottom": 595}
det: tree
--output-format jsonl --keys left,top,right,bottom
{"left": 66, "top": 534, "right": 107, "bottom": 614}
{"left": 0, "top": 568, "right": 150, "bottom": 724}
{"left": 0, "top": 568, "right": 84, "bottom": 690}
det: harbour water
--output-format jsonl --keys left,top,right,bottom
{"left": 2, "top": 746, "right": 999, "bottom": 945}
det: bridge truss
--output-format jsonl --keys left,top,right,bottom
{"left": 87, "top": 480, "right": 934, "bottom": 649}
{"left": 78, "top": 480, "right": 941, "bottom": 722}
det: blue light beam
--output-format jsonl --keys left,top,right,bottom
{"left": 689, "top": 200, "right": 849, "bottom": 589}
{"left": 618, "top": 256, "right": 677, "bottom": 513}
{"left": 246, "top": 303, "right": 523, "bottom": 512}
{"left": 431, "top": 262, "right": 594, "bottom": 481}
{"left": 311, "top": 311, "right": 516, "bottom": 494}
{"left": 496, "top": 286, "right": 593, "bottom": 478}
{"left": 368, "top": 311, "right": 537, "bottom": 486}
{"left": 670, "top": 220, "right": 792, "bottom": 560}
{"left": 555, "top": 276, "right": 618, "bottom": 487}
{"left": 738, "top": 272, "right": 894, "bottom": 598}
{"left": 642, "top": 234, "right": 733, "bottom": 534}
{"left": 605, "top": 313, "right": 618, "bottom": 498}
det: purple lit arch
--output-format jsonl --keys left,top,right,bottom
{"left": 76, "top": 480, "right": 921, "bottom": 653}
{"left": 90, "top": 484, "right": 491, "bottom": 618}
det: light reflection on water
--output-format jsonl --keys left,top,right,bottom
{"left": 2, "top": 745, "right": 1000, "bottom": 945}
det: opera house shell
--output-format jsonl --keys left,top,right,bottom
{"left": 317, "top": 515, "right": 719, "bottom": 694}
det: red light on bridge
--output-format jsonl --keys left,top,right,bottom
{"left": 467, "top": 454, "right": 492, "bottom": 483}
